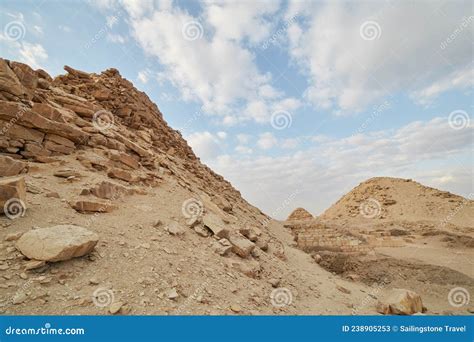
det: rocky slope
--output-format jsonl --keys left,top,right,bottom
{"left": 0, "top": 59, "right": 382, "bottom": 315}
{"left": 320, "top": 177, "right": 473, "bottom": 228}
{"left": 0, "top": 60, "right": 471, "bottom": 316}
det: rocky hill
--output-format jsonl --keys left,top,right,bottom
{"left": 0, "top": 60, "right": 472, "bottom": 316}
{"left": 320, "top": 177, "right": 473, "bottom": 228}
{"left": 0, "top": 59, "right": 380, "bottom": 316}
{"left": 287, "top": 208, "right": 313, "bottom": 221}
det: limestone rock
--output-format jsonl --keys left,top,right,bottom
{"left": 88, "top": 180, "right": 131, "bottom": 200}
{"left": 0, "top": 155, "right": 27, "bottom": 176}
{"left": 228, "top": 232, "right": 255, "bottom": 258}
{"left": 202, "top": 213, "right": 230, "bottom": 238}
{"left": 227, "top": 259, "right": 261, "bottom": 279}
{"left": 213, "top": 238, "right": 233, "bottom": 256}
{"left": 107, "top": 168, "right": 137, "bottom": 183}
{"left": 166, "top": 221, "right": 185, "bottom": 236}
{"left": 16, "top": 225, "right": 99, "bottom": 262}
{"left": 0, "top": 175, "right": 27, "bottom": 216}
{"left": 70, "top": 199, "right": 116, "bottom": 213}
{"left": 376, "top": 289, "right": 423, "bottom": 315}
{"left": 109, "top": 301, "right": 124, "bottom": 315}
{"left": 0, "top": 58, "right": 28, "bottom": 100}
{"left": 24, "top": 259, "right": 46, "bottom": 270}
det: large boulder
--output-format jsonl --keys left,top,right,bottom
{"left": 228, "top": 232, "right": 255, "bottom": 258}
{"left": 0, "top": 155, "right": 27, "bottom": 176}
{"left": 202, "top": 213, "right": 230, "bottom": 238}
{"left": 0, "top": 175, "right": 26, "bottom": 216}
{"left": 0, "top": 58, "right": 28, "bottom": 100}
{"left": 16, "top": 225, "right": 99, "bottom": 262}
{"left": 376, "top": 289, "right": 423, "bottom": 315}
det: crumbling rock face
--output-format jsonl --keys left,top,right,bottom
{"left": 0, "top": 58, "right": 250, "bottom": 213}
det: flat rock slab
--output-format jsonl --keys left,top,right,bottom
{"left": 16, "top": 225, "right": 99, "bottom": 262}
{"left": 228, "top": 232, "right": 255, "bottom": 258}
{"left": 71, "top": 199, "right": 117, "bottom": 213}
{"left": 202, "top": 213, "right": 229, "bottom": 238}
{"left": 0, "top": 156, "right": 27, "bottom": 177}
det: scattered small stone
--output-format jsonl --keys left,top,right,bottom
{"left": 5, "top": 232, "right": 23, "bottom": 241}
{"left": 12, "top": 293, "right": 27, "bottom": 305}
{"left": 166, "top": 222, "right": 185, "bottom": 236}
{"left": 230, "top": 304, "right": 242, "bottom": 313}
{"left": 109, "top": 302, "right": 124, "bottom": 315}
{"left": 167, "top": 288, "right": 179, "bottom": 300}
{"left": 269, "top": 278, "right": 280, "bottom": 288}
{"left": 89, "top": 278, "right": 99, "bottom": 285}
{"left": 45, "top": 192, "right": 60, "bottom": 198}
{"left": 336, "top": 285, "right": 351, "bottom": 294}
{"left": 24, "top": 260, "right": 46, "bottom": 270}
{"left": 313, "top": 254, "right": 322, "bottom": 263}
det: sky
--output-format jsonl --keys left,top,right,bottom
{"left": 1, "top": 0, "right": 472, "bottom": 219}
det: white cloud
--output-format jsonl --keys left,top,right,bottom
{"left": 210, "top": 117, "right": 473, "bottom": 218}
{"left": 205, "top": 0, "right": 280, "bottom": 44}
{"left": 109, "top": 1, "right": 299, "bottom": 125}
{"left": 217, "top": 131, "right": 227, "bottom": 139}
{"left": 281, "top": 138, "right": 299, "bottom": 149}
{"left": 33, "top": 25, "right": 43, "bottom": 35}
{"left": 58, "top": 25, "right": 72, "bottom": 32}
{"left": 411, "top": 64, "right": 474, "bottom": 106}
{"left": 106, "top": 15, "right": 119, "bottom": 28}
{"left": 287, "top": 1, "right": 473, "bottom": 113}
{"left": 257, "top": 132, "right": 278, "bottom": 150}
{"left": 18, "top": 42, "right": 48, "bottom": 69}
{"left": 187, "top": 131, "right": 224, "bottom": 160}
{"left": 106, "top": 33, "right": 127, "bottom": 44}
{"left": 137, "top": 70, "right": 149, "bottom": 84}
{"left": 236, "top": 133, "right": 251, "bottom": 144}
{"left": 235, "top": 145, "right": 253, "bottom": 154}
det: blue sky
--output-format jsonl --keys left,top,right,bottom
{"left": 1, "top": 0, "right": 472, "bottom": 219}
